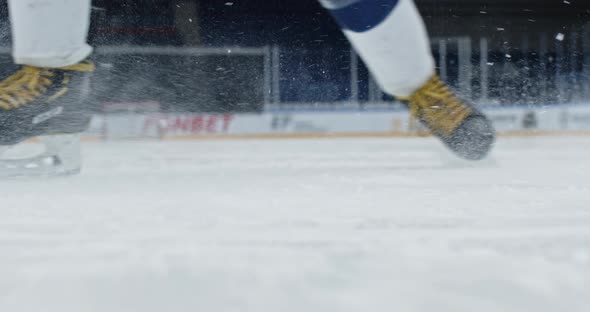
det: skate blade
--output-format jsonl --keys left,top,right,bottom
{"left": 0, "top": 134, "right": 82, "bottom": 178}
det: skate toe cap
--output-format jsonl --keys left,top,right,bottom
{"left": 447, "top": 115, "right": 496, "bottom": 161}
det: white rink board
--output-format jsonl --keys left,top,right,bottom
{"left": 91, "top": 104, "right": 590, "bottom": 140}
{"left": 95, "top": 111, "right": 406, "bottom": 139}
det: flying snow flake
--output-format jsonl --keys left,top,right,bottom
{"left": 497, "top": 27, "right": 505, "bottom": 31}
{"left": 564, "top": 0, "right": 571, "bottom": 4}
{"left": 556, "top": 33, "right": 565, "bottom": 41}
{"left": 225, "top": 2, "right": 234, "bottom": 5}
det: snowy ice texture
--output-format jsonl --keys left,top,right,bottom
{"left": 1, "top": 137, "right": 590, "bottom": 312}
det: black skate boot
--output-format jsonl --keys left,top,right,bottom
{"left": 399, "top": 75, "right": 495, "bottom": 160}
{"left": 0, "top": 60, "right": 95, "bottom": 176}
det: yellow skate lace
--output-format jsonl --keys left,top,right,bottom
{"left": 0, "top": 66, "right": 54, "bottom": 110}
{"left": 400, "top": 75, "right": 471, "bottom": 136}
{"left": 0, "top": 61, "right": 95, "bottom": 111}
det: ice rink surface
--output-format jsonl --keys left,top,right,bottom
{"left": 1, "top": 136, "right": 590, "bottom": 311}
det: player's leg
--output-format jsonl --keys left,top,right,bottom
{"left": 0, "top": 0, "right": 95, "bottom": 176}
{"left": 10, "top": 0, "right": 93, "bottom": 67}
{"left": 320, "top": 0, "right": 495, "bottom": 160}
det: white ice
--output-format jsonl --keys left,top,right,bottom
{"left": 1, "top": 136, "right": 590, "bottom": 312}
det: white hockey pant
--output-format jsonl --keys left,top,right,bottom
{"left": 321, "top": 0, "right": 435, "bottom": 97}
{"left": 8, "top": 0, "right": 92, "bottom": 67}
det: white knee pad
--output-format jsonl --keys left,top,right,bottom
{"left": 341, "top": 0, "right": 435, "bottom": 97}
{"left": 8, "top": 0, "right": 93, "bottom": 67}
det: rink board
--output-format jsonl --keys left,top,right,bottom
{"left": 87, "top": 104, "right": 590, "bottom": 140}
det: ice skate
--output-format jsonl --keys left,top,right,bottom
{"left": 0, "top": 60, "right": 95, "bottom": 177}
{"left": 400, "top": 75, "right": 495, "bottom": 160}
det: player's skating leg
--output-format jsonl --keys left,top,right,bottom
{"left": 320, "top": 0, "right": 495, "bottom": 160}
{"left": 0, "top": 0, "right": 95, "bottom": 176}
